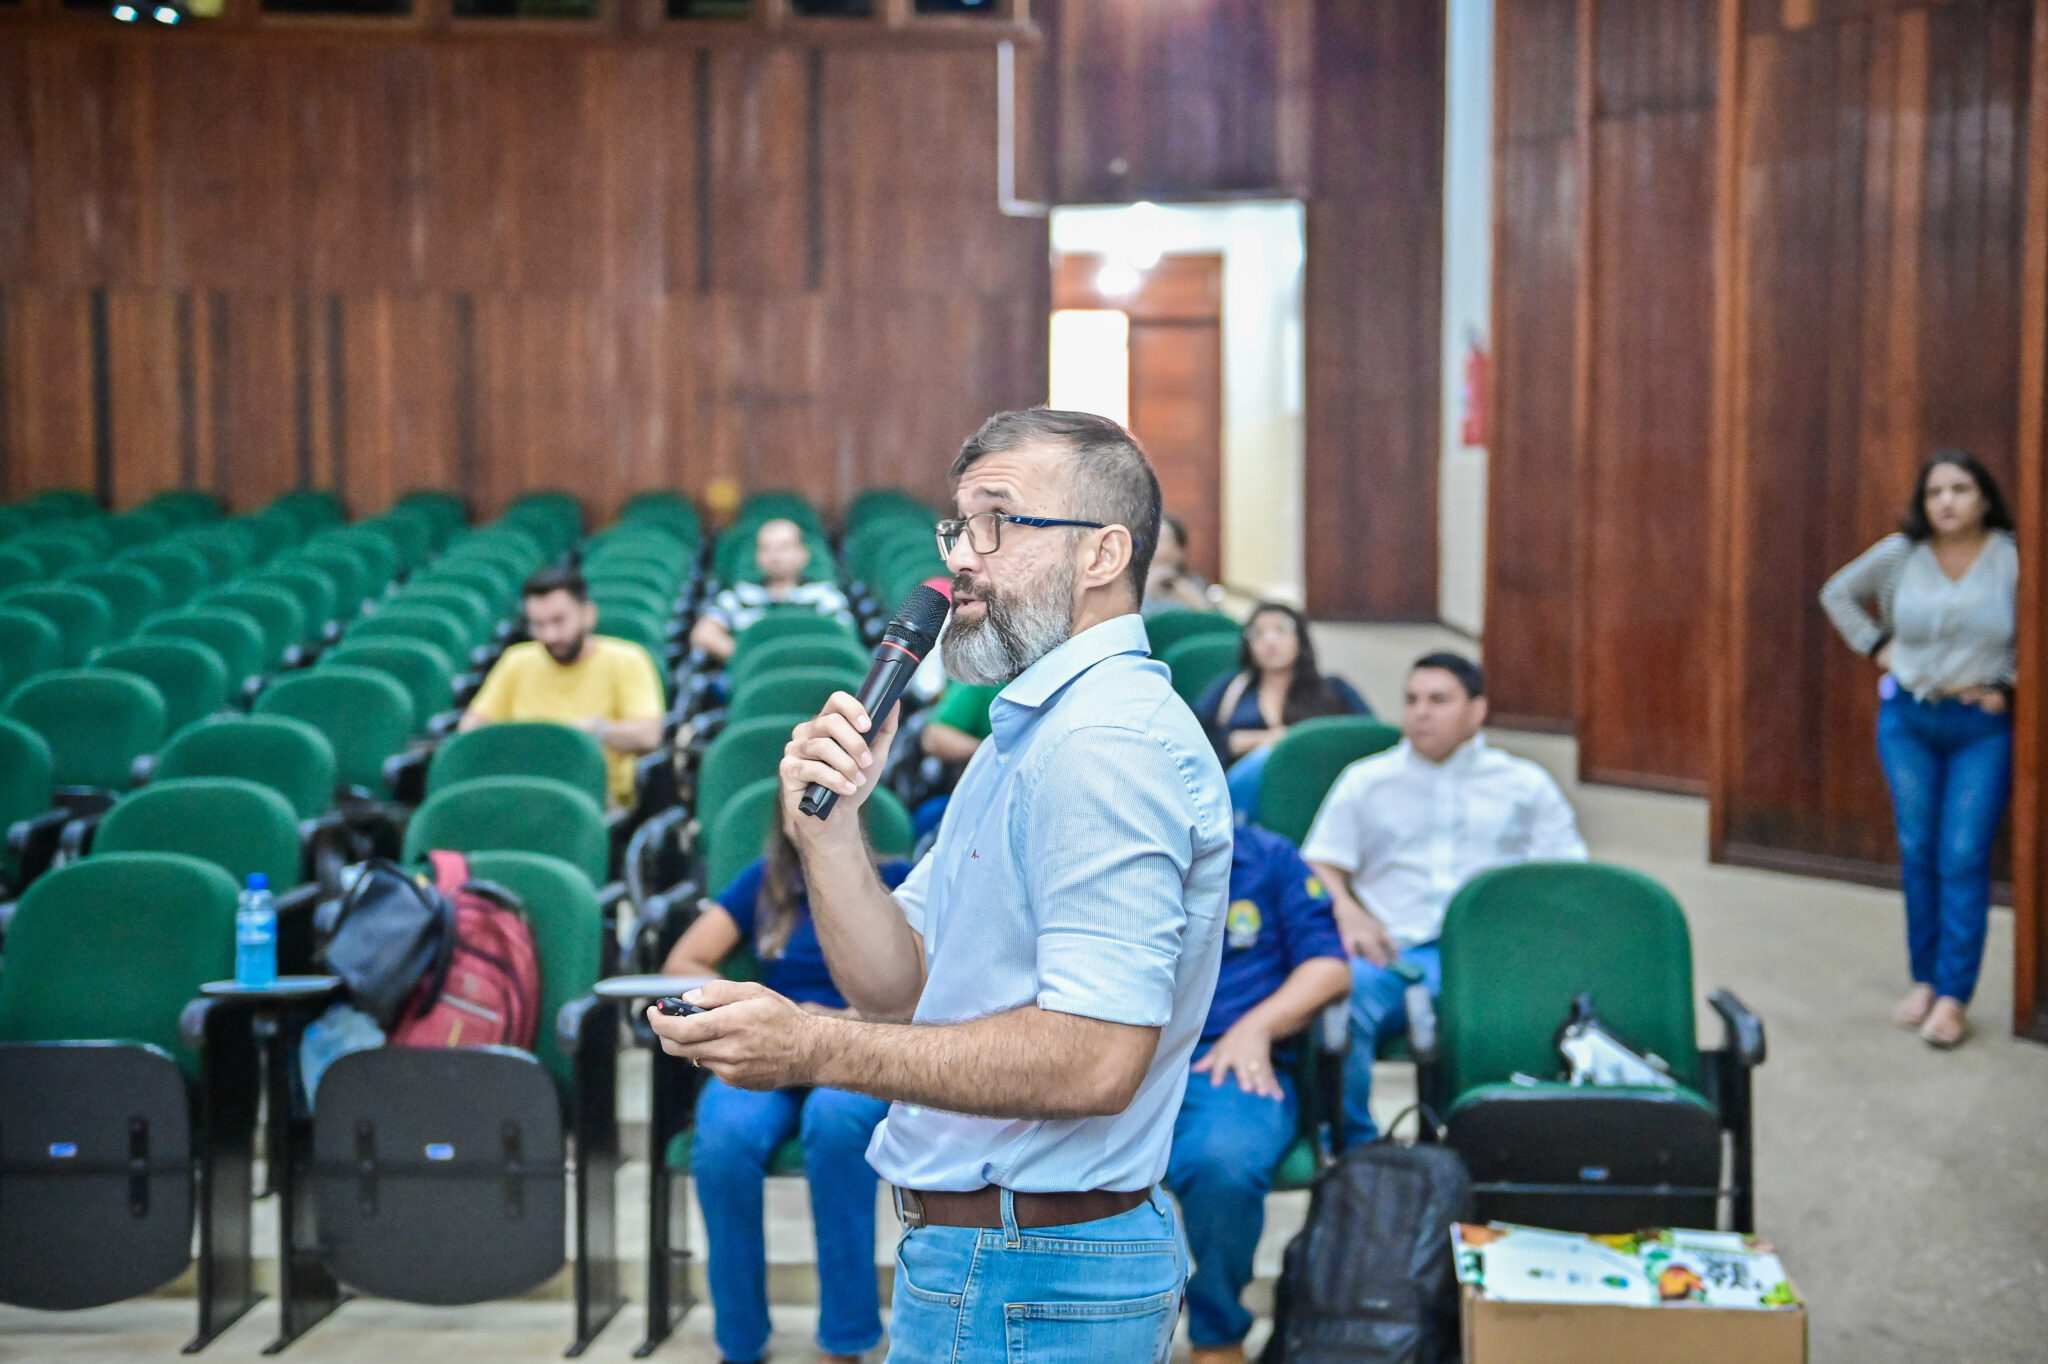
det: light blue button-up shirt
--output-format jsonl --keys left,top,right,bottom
{"left": 865, "top": 613, "right": 1232, "bottom": 1193}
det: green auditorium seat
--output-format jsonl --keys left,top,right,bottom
{"left": 462, "top": 850, "right": 604, "bottom": 1094}
{"left": 3, "top": 669, "right": 165, "bottom": 791}
{"left": 391, "top": 583, "right": 496, "bottom": 651}
{"left": 694, "top": 716, "right": 808, "bottom": 834}
{"left": 1255, "top": 716, "right": 1404, "bottom": 846}
{"left": 727, "top": 665, "right": 864, "bottom": 726}
{"left": 322, "top": 638, "right": 456, "bottom": 731}
{"left": 11, "top": 530, "right": 95, "bottom": 579}
{"left": 255, "top": 666, "right": 415, "bottom": 795}
{"left": 235, "top": 507, "right": 302, "bottom": 564}
{"left": 173, "top": 527, "right": 252, "bottom": 584}
{"left": 592, "top": 584, "right": 672, "bottom": 625}
{"left": 428, "top": 722, "right": 610, "bottom": 811}
{"left": 395, "top": 489, "right": 469, "bottom": 543}
{"left": 100, "top": 509, "right": 170, "bottom": 553}
{"left": 1425, "top": 862, "right": 1765, "bottom": 1233}
{"left": 155, "top": 715, "right": 337, "bottom": 821}
{"left": 731, "top": 613, "right": 862, "bottom": 659}
{"left": 93, "top": 777, "right": 304, "bottom": 893}
{"left": 403, "top": 775, "right": 609, "bottom": 888}
{"left": 0, "top": 606, "right": 62, "bottom": 695}
{"left": 0, "top": 545, "right": 42, "bottom": 593}
{"left": 0, "top": 717, "right": 54, "bottom": 890}
{"left": 291, "top": 546, "right": 373, "bottom": 619}
{"left": 727, "top": 637, "right": 871, "bottom": 694}
{"left": 268, "top": 489, "right": 344, "bottom": 536}
{"left": 1163, "top": 634, "right": 1242, "bottom": 709}
{"left": 198, "top": 583, "right": 310, "bottom": 668}
{"left": 255, "top": 562, "right": 341, "bottom": 638}
{"left": 1144, "top": 608, "right": 1239, "bottom": 657}
{"left": 91, "top": 638, "right": 231, "bottom": 736}
{"left": 28, "top": 489, "right": 102, "bottom": 520}
{"left": 346, "top": 603, "right": 471, "bottom": 663}
{"left": 145, "top": 488, "right": 225, "bottom": 526}
{"left": 121, "top": 544, "right": 212, "bottom": 607}
{"left": 0, "top": 584, "right": 114, "bottom": 667}
{"left": 0, "top": 852, "right": 259, "bottom": 1331}
{"left": 362, "top": 513, "right": 431, "bottom": 575}
{"left": 139, "top": 606, "right": 267, "bottom": 694}
{"left": 66, "top": 563, "right": 166, "bottom": 638}
{"left": 704, "top": 776, "right": 911, "bottom": 896}
{"left": 308, "top": 529, "right": 397, "bottom": 593}
{"left": 415, "top": 559, "right": 517, "bottom": 615}
{"left": 291, "top": 843, "right": 622, "bottom": 1354}
{"left": 586, "top": 562, "right": 681, "bottom": 606}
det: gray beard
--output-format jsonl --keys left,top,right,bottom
{"left": 942, "top": 561, "right": 1077, "bottom": 686}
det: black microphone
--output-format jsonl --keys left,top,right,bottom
{"left": 799, "top": 583, "right": 952, "bottom": 820}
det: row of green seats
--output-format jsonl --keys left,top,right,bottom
{"left": 842, "top": 489, "right": 947, "bottom": 611}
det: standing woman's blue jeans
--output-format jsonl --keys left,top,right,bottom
{"left": 1875, "top": 684, "right": 2013, "bottom": 1003}
{"left": 693, "top": 1077, "right": 890, "bottom": 1363}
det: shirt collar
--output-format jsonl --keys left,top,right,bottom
{"left": 1403, "top": 732, "right": 1489, "bottom": 772}
{"left": 987, "top": 614, "right": 1152, "bottom": 751}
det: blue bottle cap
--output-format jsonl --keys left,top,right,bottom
{"left": 247, "top": 873, "right": 269, "bottom": 891}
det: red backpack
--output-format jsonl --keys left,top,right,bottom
{"left": 388, "top": 850, "right": 542, "bottom": 1053}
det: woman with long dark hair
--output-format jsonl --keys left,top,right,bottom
{"left": 1821, "top": 449, "right": 2018, "bottom": 1049}
{"left": 1194, "top": 602, "right": 1373, "bottom": 813}
{"left": 660, "top": 817, "right": 911, "bottom": 1364}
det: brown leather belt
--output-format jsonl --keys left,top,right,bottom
{"left": 893, "top": 1185, "right": 1149, "bottom": 1231}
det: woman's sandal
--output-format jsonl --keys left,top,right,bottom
{"left": 1892, "top": 984, "right": 1936, "bottom": 1028}
{"left": 1919, "top": 997, "right": 1970, "bottom": 1049}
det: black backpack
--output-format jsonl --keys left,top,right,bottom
{"left": 1261, "top": 1139, "right": 1474, "bottom": 1364}
{"left": 315, "top": 860, "right": 456, "bottom": 1030}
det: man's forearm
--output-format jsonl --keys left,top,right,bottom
{"left": 603, "top": 716, "right": 664, "bottom": 755}
{"left": 1308, "top": 862, "right": 1365, "bottom": 916}
{"left": 806, "top": 1005, "right": 1157, "bottom": 1120}
{"left": 800, "top": 830, "right": 927, "bottom": 1019}
{"left": 1237, "top": 958, "right": 1352, "bottom": 1041}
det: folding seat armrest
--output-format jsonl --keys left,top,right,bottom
{"left": 557, "top": 993, "right": 621, "bottom": 1063}
{"left": 131, "top": 753, "right": 158, "bottom": 787}
{"left": 453, "top": 672, "right": 484, "bottom": 710}
{"left": 598, "top": 880, "right": 632, "bottom": 977}
{"left": 1708, "top": 988, "right": 1766, "bottom": 1068}
{"left": 282, "top": 644, "right": 310, "bottom": 671}
{"left": 426, "top": 709, "right": 463, "bottom": 741}
{"left": 383, "top": 747, "right": 433, "bottom": 806}
{"left": 241, "top": 675, "right": 267, "bottom": 707}
{"left": 9, "top": 808, "right": 78, "bottom": 885}
{"left": 58, "top": 814, "right": 100, "bottom": 862}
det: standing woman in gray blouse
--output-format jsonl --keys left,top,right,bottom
{"left": 1820, "top": 450, "right": 2018, "bottom": 1048}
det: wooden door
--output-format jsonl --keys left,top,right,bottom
{"left": 1054, "top": 253, "right": 1225, "bottom": 584}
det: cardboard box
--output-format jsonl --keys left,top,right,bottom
{"left": 1462, "top": 1284, "right": 1809, "bottom": 1363}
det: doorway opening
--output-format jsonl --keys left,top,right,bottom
{"left": 1048, "top": 201, "right": 1305, "bottom": 605}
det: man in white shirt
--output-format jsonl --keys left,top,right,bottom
{"left": 1301, "top": 653, "right": 1588, "bottom": 1144}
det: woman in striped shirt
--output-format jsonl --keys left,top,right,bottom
{"left": 1820, "top": 450, "right": 2018, "bottom": 1049}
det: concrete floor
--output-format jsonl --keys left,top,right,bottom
{"left": 6, "top": 623, "right": 2047, "bottom": 1363}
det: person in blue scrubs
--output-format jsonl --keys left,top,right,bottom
{"left": 1166, "top": 822, "right": 1351, "bottom": 1364}
{"left": 661, "top": 823, "right": 909, "bottom": 1364}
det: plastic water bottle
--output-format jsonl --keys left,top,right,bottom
{"left": 235, "top": 874, "right": 277, "bottom": 989}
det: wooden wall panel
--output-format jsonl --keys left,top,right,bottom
{"left": 0, "top": 32, "right": 1049, "bottom": 519}
{"left": 1712, "top": 0, "right": 2031, "bottom": 881}
{"left": 1302, "top": 0, "right": 1446, "bottom": 622}
{"left": 1576, "top": 0, "right": 1720, "bottom": 790}
{"left": 1037, "top": 0, "right": 1308, "bottom": 202}
{"left": 1485, "top": 0, "right": 1580, "bottom": 721}
{"left": 2011, "top": 0, "right": 2048, "bottom": 1040}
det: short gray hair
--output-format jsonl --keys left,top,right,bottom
{"left": 951, "top": 409, "right": 1162, "bottom": 600}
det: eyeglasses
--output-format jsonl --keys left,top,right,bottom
{"left": 935, "top": 511, "right": 1114, "bottom": 558}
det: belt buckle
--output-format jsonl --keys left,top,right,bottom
{"left": 893, "top": 1185, "right": 927, "bottom": 1230}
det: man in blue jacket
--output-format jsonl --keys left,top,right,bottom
{"left": 1168, "top": 822, "right": 1352, "bottom": 1364}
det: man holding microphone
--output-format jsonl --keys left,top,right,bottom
{"left": 648, "top": 409, "right": 1231, "bottom": 1362}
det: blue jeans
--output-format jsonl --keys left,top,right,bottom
{"left": 1876, "top": 686, "right": 2013, "bottom": 1003}
{"left": 1343, "top": 942, "right": 1441, "bottom": 1147}
{"left": 887, "top": 1191, "right": 1187, "bottom": 1363}
{"left": 1165, "top": 1045, "right": 1297, "bottom": 1347}
{"left": 694, "top": 1077, "right": 889, "bottom": 1362}
{"left": 1225, "top": 746, "right": 1272, "bottom": 817}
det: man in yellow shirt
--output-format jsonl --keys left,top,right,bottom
{"left": 461, "top": 566, "right": 665, "bottom": 808}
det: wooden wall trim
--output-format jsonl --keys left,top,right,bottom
{"left": 1706, "top": 0, "right": 1744, "bottom": 861}
{"left": 2013, "top": 0, "right": 2048, "bottom": 1042}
